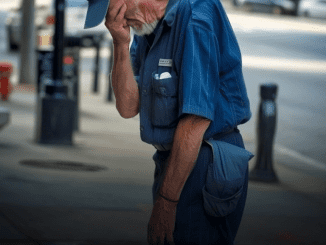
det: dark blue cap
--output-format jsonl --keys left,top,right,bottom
{"left": 84, "top": 0, "right": 110, "bottom": 29}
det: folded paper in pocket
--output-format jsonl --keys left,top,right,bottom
{"left": 159, "top": 72, "right": 172, "bottom": 79}
{"left": 202, "top": 140, "right": 254, "bottom": 217}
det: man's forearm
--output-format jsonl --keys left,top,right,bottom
{"left": 112, "top": 43, "right": 139, "bottom": 118}
{"left": 159, "top": 115, "right": 211, "bottom": 201}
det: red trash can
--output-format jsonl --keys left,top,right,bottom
{"left": 0, "top": 62, "right": 14, "bottom": 101}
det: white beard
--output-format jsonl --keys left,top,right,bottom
{"left": 131, "top": 19, "right": 159, "bottom": 36}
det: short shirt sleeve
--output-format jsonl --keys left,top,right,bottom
{"left": 178, "top": 24, "right": 220, "bottom": 122}
{"left": 130, "top": 34, "right": 141, "bottom": 76}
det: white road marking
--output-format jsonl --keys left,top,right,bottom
{"left": 275, "top": 144, "right": 326, "bottom": 171}
{"left": 228, "top": 13, "right": 326, "bottom": 34}
{"left": 242, "top": 56, "right": 326, "bottom": 74}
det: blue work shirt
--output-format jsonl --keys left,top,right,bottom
{"left": 130, "top": 0, "right": 251, "bottom": 145}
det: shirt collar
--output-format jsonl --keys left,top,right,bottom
{"left": 152, "top": 18, "right": 164, "bottom": 36}
{"left": 162, "top": 0, "right": 180, "bottom": 27}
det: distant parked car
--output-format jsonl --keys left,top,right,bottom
{"left": 6, "top": 0, "right": 110, "bottom": 52}
{"left": 298, "top": 0, "right": 326, "bottom": 18}
{"left": 59, "top": 0, "right": 111, "bottom": 45}
{"left": 232, "top": 0, "right": 301, "bottom": 15}
{"left": 39, "top": 0, "right": 111, "bottom": 48}
{"left": 273, "top": 0, "right": 301, "bottom": 14}
{"left": 6, "top": 3, "right": 54, "bottom": 51}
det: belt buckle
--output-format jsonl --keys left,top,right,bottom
{"left": 211, "top": 128, "right": 235, "bottom": 141}
{"left": 153, "top": 144, "right": 163, "bottom": 151}
{"left": 153, "top": 144, "right": 171, "bottom": 151}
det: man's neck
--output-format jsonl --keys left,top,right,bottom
{"left": 153, "top": 0, "right": 170, "bottom": 20}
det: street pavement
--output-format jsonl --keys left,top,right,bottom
{"left": 1, "top": 69, "right": 326, "bottom": 245}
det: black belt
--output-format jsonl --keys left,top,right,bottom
{"left": 208, "top": 128, "right": 236, "bottom": 141}
{"left": 153, "top": 128, "right": 236, "bottom": 152}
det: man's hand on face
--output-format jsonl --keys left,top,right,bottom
{"left": 105, "top": 0, "right": 130, "bottom": 45}
{"left": 147, "top": 196, "right": 177, "bottom": 245}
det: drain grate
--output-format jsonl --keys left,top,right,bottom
{"left": 19, "top": 160, "right": 106, "bottom": 172}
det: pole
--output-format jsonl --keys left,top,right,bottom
{"left": 35, "top": 0, "right": 75, "bottom": 145}
{"left": 19, "top": 0, "right": 36, "bottom": 85}
{"left": 92, "top": 34, "right": 102, "bottom": 93}
{"left": 52, "top": 0, "right": 65, "bottom": 96}
{"left": 249, "top": 83, "right": 279, "bottom": 183}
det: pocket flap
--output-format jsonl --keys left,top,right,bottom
{"left": 204, "top": 139, "right": 253, "bottom": 199}
{"left": 202, "top": 139, "right": 253, "bottom": 217}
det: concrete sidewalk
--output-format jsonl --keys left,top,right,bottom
{"left": 1, "top": 75, "right": 326, "bottom": 245}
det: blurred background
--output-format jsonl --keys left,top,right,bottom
{"left": 0, "top": 0, "right": 325, "bottom": 244}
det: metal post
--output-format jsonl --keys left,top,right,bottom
{"left": 52, "top": 0, "right": 65, "bottom": 95}
{"left": 92, "top": 34, "right": 102, "bottom": 93}
{"left": 19, "top": 0, "right": 36, "bottom": 85}
{"left": 249, "top": 83, "right": 279, "bottom": 182}
{"left": 107, "top": 38, "right": 114, "bottom": 102}
{"left": 35, "top": 0, "right": 75, "bottom": 145}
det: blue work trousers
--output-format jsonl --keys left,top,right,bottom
{"left": 152, "top": 129, "right": 249, "bottom": 245}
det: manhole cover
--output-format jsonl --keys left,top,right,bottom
{"left": 20, "top": 160, "right": 106, "bottom": 172}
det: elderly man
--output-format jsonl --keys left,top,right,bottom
{"left": 84, "top": 0, "right": 253, "bottom": 244}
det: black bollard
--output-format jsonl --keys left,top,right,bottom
{"left": 249, "top": 83, "right": 279, "bottom": 183}
{"left": 107, "top": 38, "right": 114, "bottom": 102}
{"left": 92, "top": 34, "right": 103, "bottom": 93}
{"left": 35, "top": 0, "right": 75, "bottom": 145}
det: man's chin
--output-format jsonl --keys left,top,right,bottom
{"left": 131, "top": 27, "right": 149, "bottom": 36}
{"left": 131, "top": 20, "right": 159, "bottom": 36}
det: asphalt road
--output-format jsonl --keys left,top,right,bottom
{"left": 1, "top": 2, "right": 326, "bottom": 167}
{"left": 234, "top": 28, "right": 326, "bottom": 165}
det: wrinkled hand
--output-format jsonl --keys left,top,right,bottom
{"left": 105, "top": 0, "right": 130, "bottom": 45}
{"left": 147, "top": 195, "right": 178, "bottom": 245}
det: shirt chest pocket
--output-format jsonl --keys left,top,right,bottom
{"left": 151, "top": 70, "right": 179, "bottom": 128}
